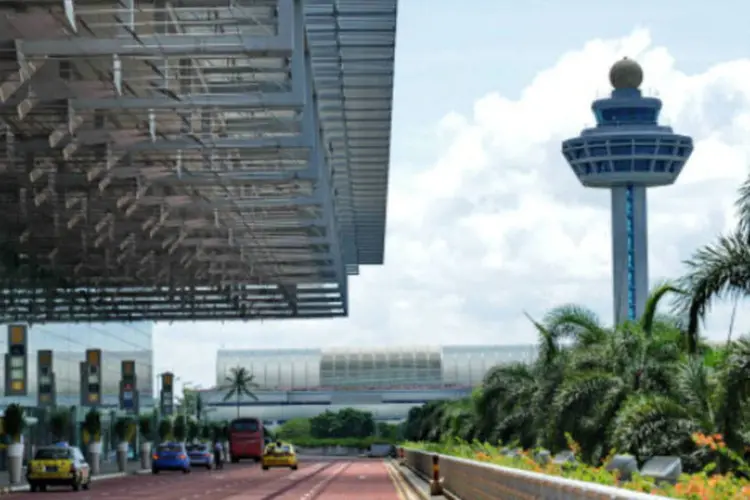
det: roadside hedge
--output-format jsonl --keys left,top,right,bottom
{"left": 403, "top": 434, "right": 750, "bottom": 499}
{"left": 287, "top": 436, "right": 397, "bottom": 449}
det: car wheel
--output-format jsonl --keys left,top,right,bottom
{"left": 262, "top": 466, "right": 269, "bottom": 471}
{"left": 183, "top": 468, "right": 190, "bottom": 474}
{"left": 152, "top": 468, "right": 160, "bottom": 475}
{"left": 82, "top": 480, "right": 90, "bottom": 491}
{"left": 231, "top": 457, "right": 239, "bottom": 464}
{"left": 206, "top": 464, "right": 212, "bottom": 470}
{"left": 29, "top": 483, "right": 38, "bottom": 492}
{"left": 291, "top": 465, "right": 298, "bottom": 471}
{"left": 72, "top": 478, "right": 81, "bottom": 491}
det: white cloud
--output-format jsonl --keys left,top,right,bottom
{"left": 155, "top": 28, "right": 750, "bottom": 388}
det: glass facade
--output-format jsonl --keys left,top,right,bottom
{"left": 217, "top": 344, "right": 537, "bottom": 390}
{"left": 320, "top": 347, "right": 442, "bottom": 388}
{"left": 217, "top": 349, "right": 322, "bottom": 389}
{"left": 441, "top": 345, "right": 538, "bottom": 386}
{"left": 0, "top": 322, "right": 154, "bottom": 407}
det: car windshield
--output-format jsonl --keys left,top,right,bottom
{"left": 35, "top": 448, "right": 71, "bottom": 460}
{"left": 158, "top": 444, "right": 182, "bottom": 453}
{"left": 187, "top": 445, "right": 207, "bottom": 452}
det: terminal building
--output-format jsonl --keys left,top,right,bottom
{"left": 201, "top": 345, "right": 537, "bottom": 424}
{"left": 0, "top": 323, "right": 154, "bottom": 408}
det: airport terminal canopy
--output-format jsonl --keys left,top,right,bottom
{"left": 0, "top": 0, "right": 396, "bottom": 323}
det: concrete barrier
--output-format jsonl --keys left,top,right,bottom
{"left": 295, "top": 446, "right": 363, "bottom": 457}
{"left": 401, "top": 448, "right": 673, "bottom": 500}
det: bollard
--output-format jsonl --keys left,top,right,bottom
{"left": 398, "top": 447, "right": 405, "bottom": 466}
{"left": 429, "top": 454, "right": 443, "bottom": 496}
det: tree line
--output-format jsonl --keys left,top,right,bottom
{"left": 402, "top": 167, "right": 750, "bottom": 476}
{"left": 275, "top": 408, "right": 402, "bottom": 448}
{"left": 404, "top": 287, "right": 750, "bottom": 474}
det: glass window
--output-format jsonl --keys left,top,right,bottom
{"left": 230, "top": 419, "right": 259, "bottom": 432}
{"left": 35, "top": 448, "right": 72, "bottom": 460}
{"left": 158, "top": 444, "right": 183, "bottom": 452}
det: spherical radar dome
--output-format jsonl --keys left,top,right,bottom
{"left": 609, "top": 57, "right": 643, "bottom": 89}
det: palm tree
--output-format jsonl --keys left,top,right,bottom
{"left": 678, "top": 176, "right": 750, "bottom": 354}
{"left": 222, "top": 366, "right": 259, "bottom": 419}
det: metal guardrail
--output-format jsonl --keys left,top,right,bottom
{"left": 402, "top": 448, "right": 674, "bottom": 500}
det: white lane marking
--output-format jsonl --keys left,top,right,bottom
{"left": 299, "top": 462, "right": 350, "bottom": 500}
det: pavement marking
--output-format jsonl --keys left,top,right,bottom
{"left": 299, "top": 461, "right": 350, "bottom": 500}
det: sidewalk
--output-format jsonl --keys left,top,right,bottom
{"left": 0, "top": 460, "right": 145, "bottom": 489}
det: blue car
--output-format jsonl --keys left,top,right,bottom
{"left": 152, "top": 443, "right": 190, "bottom": 474}
{"left": 187, "top": 444, "right": 214, "bottom": 469}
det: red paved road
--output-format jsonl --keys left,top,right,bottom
{"left": 11, "top": 460, "right": 402, "bottom": 499}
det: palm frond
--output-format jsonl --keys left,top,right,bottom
{"left": 735, "top": 174, "right": 750, "bottom": 235}
{"left": 541, "top": 304, "right": 609, "bottom": 346}
{"left": 222, "top": 388, "right": 237, "bottom": 402}
{"left": 678, "top": 232, "right": 750, "bottom": 353}
{"left": 640, "top": 281, "right": 684, "bottom": 337}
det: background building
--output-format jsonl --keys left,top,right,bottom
{"left": 204, "top": 345, "right": 537, "bottom": 424}
{"left": 0, "top": 323, "right": 154, "bottom": 408}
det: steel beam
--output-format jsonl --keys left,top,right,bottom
{"left": 293, "top": 0, "right": 348, "bottom": 313}
{"left": 70, "top": 92, "right": 302, "bottom": 111}
{"left": 16, "top": 34, "right": 291, "bottom": 58}
{"left": 13, "top": 135, "right": 307, "bottom": 153}
{"left": 0, "top": 312, "right": 346, "bottom": 323}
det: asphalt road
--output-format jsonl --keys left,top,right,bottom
{"left": 10, "top": 459, "right": 404, "bottom": 499}
{"left": 0, "top": 461, "right": 143, "bottom": 488}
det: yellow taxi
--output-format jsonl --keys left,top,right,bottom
{"left": 261, "top": 441, "right": 298, "bottom": 471}
{"left": 27, "top": 444, "right": 91, "bottom": 492}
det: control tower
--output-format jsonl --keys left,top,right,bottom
{"left": 561, "top": 58, "right": 694, "bottom": 325}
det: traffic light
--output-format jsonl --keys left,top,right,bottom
{"left": 80, "top": 349, "right": 102, "bottom": 406}
{"left": 5, "top": 325, "right": 28, "bottom": 396}
{"left": 120, "top": 360, "right": 138, "bottom": 413}
{"left": 160, "top": 372, "right": 174, "bottom": 416}
{"left": 37, "top": 350, "right": 55, "bottom": 407}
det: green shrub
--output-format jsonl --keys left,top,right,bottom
{"left": 138, "top": 414, "right": 153, "bottom": 441}
{"left": 83, "top": 408, "right": 101, "bottom": 443}
{"left": 288, "top": 436, "right": 396, "bottom": 449}
{"left": 158, "top": 419, "right": 173, "bottom": 442}
{"left": 49, "top": 408, "right": 70, "bottom": 442}
{"left": 402, "top": 438, "right": 750, "bottom": 499}
{"left": 114, "top": 417, "right": 136, "bottom": 443}
{"left": 4, "top": 404, "right": 25, "bottom": 443}
{"left": 173, "top": 417, "right": 187, "bottom": 442}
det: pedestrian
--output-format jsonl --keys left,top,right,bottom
{"left": 213, "top": 439, "right": 224, "bottom": 470}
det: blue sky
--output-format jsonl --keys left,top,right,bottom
{"left": 157, "top": 1, "right": 750, "bottom": 388}
{"left": 392, "top": 0, "right": 749, "bottom": 155}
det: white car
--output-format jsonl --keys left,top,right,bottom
{"left": 187, "top": 444, "right": 215, "bottom": 469}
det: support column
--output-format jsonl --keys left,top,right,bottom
{"left": 610, "top": 185, "right": 648, "bottom": 325}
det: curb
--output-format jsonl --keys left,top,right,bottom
{"left": 389, "top": 459, "right": 459, "bottom": 500}
{"left": 0, "top": 468, "right": 150, "bottom": 495}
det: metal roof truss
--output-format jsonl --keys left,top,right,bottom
{"left": 0, "top": 0, "right": 397, "bottom": 323}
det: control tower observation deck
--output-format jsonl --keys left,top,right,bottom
{"left": 561, "top": 58, "right": 694, "bottom": 325}
{"left": 0, "top": 0, "right": 397, "bottom": 323}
